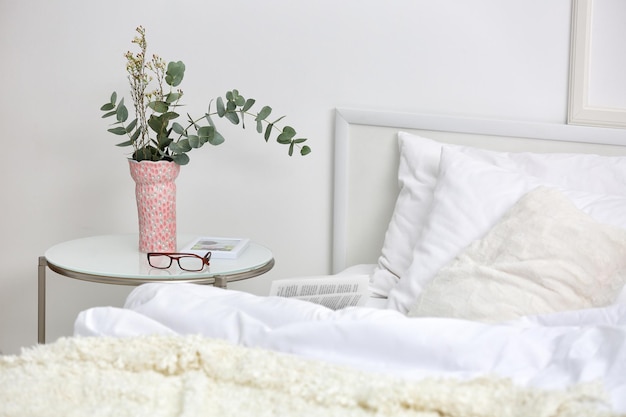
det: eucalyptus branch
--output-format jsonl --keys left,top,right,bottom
{"left": 101, "top": 26, "right": 310, "bottom": 165}
{"left": 177, "top": 105, "right": 308, "bottom": 154}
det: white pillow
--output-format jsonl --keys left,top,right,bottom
{"left": 408, "top": 187, "right": 626, "bottom": 322}
{"left": 370, "top": 132, "right": 626, "bottom": 297}
{"left": 386, "top": 147, "right": 626, "bottom": 313}
{"left": 369, "top": 134, "right": 442, "bottom": 296}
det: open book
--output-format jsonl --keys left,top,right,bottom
{"left": 269, "top": 276, "right": 369, "bottom": 310}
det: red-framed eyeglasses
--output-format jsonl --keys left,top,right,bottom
{"left": 147, "top": 252, "right": 212, "bottom": 272}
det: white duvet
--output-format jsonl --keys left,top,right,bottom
{"left": 75, "top": 281, "right": 626, "bottom": 414}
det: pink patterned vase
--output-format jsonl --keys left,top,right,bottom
{"left": 128, "top": 160, "right": 180, "bottom": 252}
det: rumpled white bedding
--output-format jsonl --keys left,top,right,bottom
{"left": 75, "top": 281, "right": 626, "bottom": 413}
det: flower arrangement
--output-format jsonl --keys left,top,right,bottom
{"left": 100, "top": 26, "right": 311, "bottom": 165}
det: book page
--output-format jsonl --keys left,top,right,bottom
{"left": 269, "top": 276, "right": 370, "bottom": 310}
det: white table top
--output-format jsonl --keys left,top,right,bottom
{"left": 44, "top": 234, "right": 274, "bottom": 284}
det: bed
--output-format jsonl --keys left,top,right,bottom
{"left": 3, "top": 109, "right": 626, "bottom": 416}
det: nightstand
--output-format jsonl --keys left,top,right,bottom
{"left": 38, "top": 234, "right": 274, "bottom": 343}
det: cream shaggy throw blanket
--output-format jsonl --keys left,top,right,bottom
{"left": 0, "top": 335, "right": 618, "bottom": 417}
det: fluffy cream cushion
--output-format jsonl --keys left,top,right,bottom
{"left": 409, "top": 187, "right": 626, "bottom": 322}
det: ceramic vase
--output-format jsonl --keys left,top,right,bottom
{"left": 128, "top": 160, "right": 180, "bottom": 252}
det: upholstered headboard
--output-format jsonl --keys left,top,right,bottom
{"left": 332, "top": 108, "right": 626, "bottom": 273}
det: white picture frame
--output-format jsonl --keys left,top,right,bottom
{"left": 181, "top": 236, "right": 250, "bottom": 259}
{"left": 568, "top": 0, "right": 626, "bottom": 129}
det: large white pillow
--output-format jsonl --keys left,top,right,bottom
{"left": 370, "top": 132, "right": 626, "bottom": 297}
{"left": 369, "top": 134, "right": 442, "bottom": 296}
{"left": 386, "top": 147, "right": 626, "bottom": 313}
{"left": 408, "top": 187, "right": 626, "bottom": 322}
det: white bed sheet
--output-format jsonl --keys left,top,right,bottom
{"left": 75, "top": 279, "right": 626, "bottom": 413}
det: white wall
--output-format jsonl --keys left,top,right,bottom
{"left": 0, "top": 0, "right": 573, "bottom": 354}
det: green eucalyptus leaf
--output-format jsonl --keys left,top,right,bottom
{"left": 162, "top": 111, "right": 179, "bottom": 121}
{"left": 110, "top": 92, "right": 117, "bottom": 104}
{"left": 115, "top": 139, "right": 134, "bottom": 147}
{"left": 168, "top": 142, "right": 181, "bottom": 153}
{"left": 283, "top": 126, "right": 296, "bottom": 136}
{"left": 225, "top": 90, "right": 233, "bottom": 101}
{"left": 256, "top": 119, "right": 263, "bottom": 134}
{"left": 243, "top": 98, "right": 255, "bottom": 112}
{"left": 272, "top": 115, "right": 286, "bottom": 125}
{"left": 225, "top": 111, "right": 239, "bottom": 125}
{"left": 165, "top": 61, "right": 185, "bottom": 87}
{"left": 172, "top": 153, "right": 190, "bottom": 165}
{"left": 101, "top": 110, "right": 117, "bottom": 119}
{"left": 226, "top": 100, "right": 236, "bottom": 112}
{"left": 116, "top": 102, "right": 128, "bottom": 123}
{"left": 107, "top": 127, "right": 127, "bottom": 135}
{"left": 172, "top": 122, "right": 186, "bottom": 135}
{"left": 216, "top": 97, "right": 226, "bottom": 117}
{"left": 130, "top": 129, "right": 141, "bottom": 142}
{"left": 157, "top": 135, "right": 173, "bottom": 150}
{"left": 126, "top": 118, "right": 138, "bottom": 133}
{"left": 100, "top": 102, "right": 115, "bottom": 111}
{"left": 170, "top": 139, "right": 192, "bottom": 153}
{"left": 235, "top": 95, "right": 245, "bottom": 107}
{"left": 300, "top": 145, "right": 311, "bottom": 156}
{"left": 276, "top": 126, "right": 296, "bottom": 144}
{"left": 179, "top": 139, "right": 192, "bottom": 151}
{"left": 157, "top": 134, "right": 172, "bottom": 149}
{"left": 165, "top": 92, "right": 182, "bottom": 103}
{"left": 255, "top": 106, "right": 272, "bottom": 122}
{"left": 148, "top": 115, "right": 165, "bottom": 134}
{"left": 209, "top": 130, "right": 225, "bottom": 146}
{"left": 289, "top": 142, "right": 294, "bottom": 156}
{"left": 293, "top": 138, "right": 307, "bottom": 144}
{"left": 264, "top": 123, "right": 274, "bottom": 142}
{"left": 148, "top": 101, "right": 169, "bottom": 113}
{"left": 198, "top": 125, "right": 214, "bottom": 140}
{"left": 188, "top": 134, "right": 201, "bottom": 148}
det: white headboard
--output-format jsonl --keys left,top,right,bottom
{"left": 332, "top": 108, "right": 626, "bottom": 273}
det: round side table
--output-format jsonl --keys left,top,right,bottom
{"left": 38, "top": 234, "right": 274, "bottom": 343}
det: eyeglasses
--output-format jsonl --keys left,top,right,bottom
{"left": 147, "top": 252, "right": 212, "bottom": 272}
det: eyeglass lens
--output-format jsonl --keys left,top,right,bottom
{"left": 177, "top": 255, "right": 206, "bottom": 271}
{"left": 147, "top": 253, "right": 172, "bottom": 269}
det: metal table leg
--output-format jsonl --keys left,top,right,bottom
{"left": 38, "top": 256, "right": 47, "bottom": 344}
{"left": 214, "top": 276, "right": 228, "bottom": 289}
